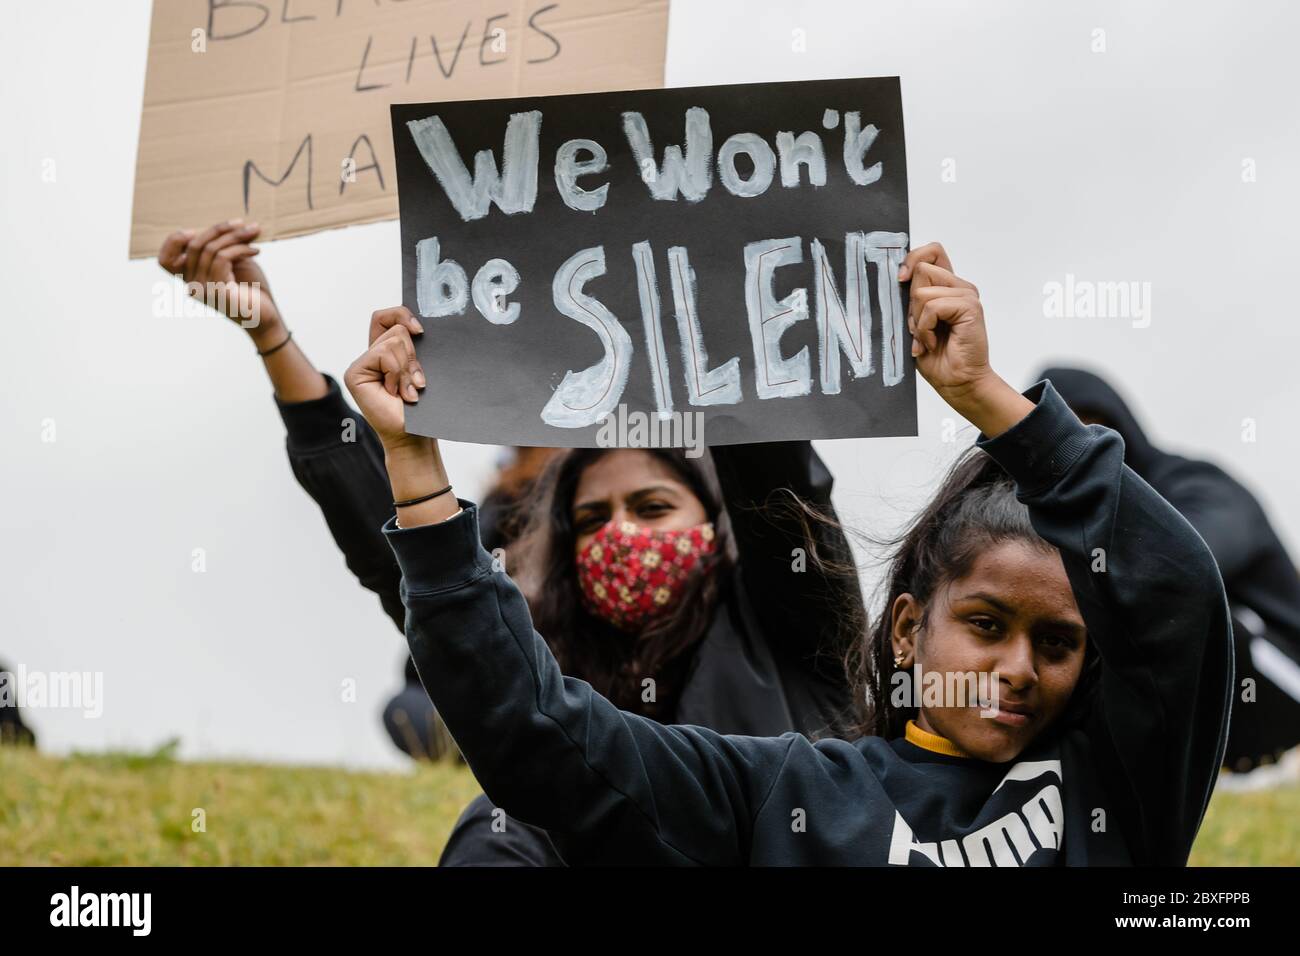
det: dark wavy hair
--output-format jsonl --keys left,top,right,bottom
{"left": 508, "top": 448, "right": 735, "bottom": 721}
{"left": 844, "top": 446, "right": 1098, "bottom": 740}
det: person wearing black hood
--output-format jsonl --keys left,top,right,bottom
{"left": 1038, "top": 366, "right": 1300, "bottom": 772}
{"left": 0, "top": 663, "right": 37, "bottom": 748}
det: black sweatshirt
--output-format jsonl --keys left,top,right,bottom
{"left": 383, "top": 382, "right": 1233, "bottom": 865}
{"left": 1040, "top": 367, "right": 1300, "bottom": 768}
{"left": 274, "top": 376, "right": 861, "bottom": 863}
{"left": 275, "top": 379, "right": 527, "bottom": 685}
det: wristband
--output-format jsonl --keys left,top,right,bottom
{"left": 394, "top": 484, "right": 453, "bottom": 508}
{"left": 256, "top": 329, "right": 294, "bottom": 357}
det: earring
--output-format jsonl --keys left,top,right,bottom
{"left": 893, "top": 653, "right": 906, "bottom": 667}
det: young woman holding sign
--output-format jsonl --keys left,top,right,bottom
{"left": 158, "top": 220, "right": 870, "bottom": 865}
{"left": 343, "top": 248, "right": 1233, "bottom": 865}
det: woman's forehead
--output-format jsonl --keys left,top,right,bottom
{"left": 573, "top": 450, "right": 687, "bottom": 505}
{"left": 947, "top": 540, "right": 1083, "bottom": 626}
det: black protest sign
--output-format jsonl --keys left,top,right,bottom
{"left": 391, "top": 76, "right": 913, "bottom": 448}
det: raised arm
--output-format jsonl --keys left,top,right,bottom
{"left": 345, "top": 308, "right": 795, "bottom": 865}
{"left": 978, "top": 381, "right": 1231, "bottom": 862}
{"left": 907, "top": 246, "right": 1233, "bottom": 865}
{"left": 387, "top": 501, "right": 792, "bottom": 864}
{"left": 159, "top": 223, "right": 407, "bottom": 634}
{"left": 275, "top": 378, "right": 407, "bottom": 634}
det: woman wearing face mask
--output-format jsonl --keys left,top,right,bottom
{"left": 345, "top": 243, "right": 1233, "bottom": 866}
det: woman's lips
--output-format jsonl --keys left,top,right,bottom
{"left": 987, "top": 702, "right": 1034, "bottom": 728}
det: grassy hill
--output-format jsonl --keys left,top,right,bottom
{"left": 1, "top": 746, "right": 1296, "bottom": 866}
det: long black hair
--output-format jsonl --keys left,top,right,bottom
{"left": 509, "top": 448, "right": 735, "bottom": 721}
{"left": 845, "top": 446, "right": 1096, "bottom": 739}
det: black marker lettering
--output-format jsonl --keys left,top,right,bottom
{"left": 207, "top": 0, "right": 270, "bottom": 41}
{"left": 340, "top": 133, "right": 386, "bottom": 195}
{"left": 243, "top": 133, "right": 314, "bottom": 212}
{"left": 526, "top": 3, "right": 562, "bottom": 64}
{"left": 480, "top": 13, "right": 509, "bottom": 66}
{"left": 431, "top": 22, "right": 472, "bottom": 79}
{"left": 354, "top": 35, "right": 389, "bottom": 92}
{"left": 280, "top": 0, "right": 315, "bottom": 25}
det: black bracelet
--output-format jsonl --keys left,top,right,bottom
{"left": 256, "top": 329, "right": 294, "bottom": 357}
{"left": 394, "top": 484, "right": 453, "bottom": 508}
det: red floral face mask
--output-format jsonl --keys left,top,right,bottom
{"left": 576, "top": 519, "right": 718, "bottom": 633}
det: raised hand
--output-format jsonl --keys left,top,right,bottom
{"left": 345, "top": 306, "right": 457, "bottom": 526}
{"left": 903, "top": 247, "right": 988, "bottom": 402}
{"left": 343, "top": 306, "right": 428, "bottom": 449}
{"left": 901, "top": 242, "right": 1033, "bottom": 437}
{"left": 157, "top": 220, "right": 283, "bottom": 345}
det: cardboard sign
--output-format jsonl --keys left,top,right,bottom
{"left": 129, "top": 0, "right": 669, "bottom": 259}
{"left": 392, "top": 76, "right": 914, "bottom": 448}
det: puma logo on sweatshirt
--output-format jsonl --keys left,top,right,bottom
{"left": 888, "top": 759, "right": 1064, "bottom": 866}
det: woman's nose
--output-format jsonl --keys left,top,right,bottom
{"left": 998, "top": 634, "right": 1039, "bottom": 691}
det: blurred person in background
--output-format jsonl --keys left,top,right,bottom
{"left": 1039, "top": 366, "right": 1300, "bottom": 773}
{"left": 0, "top": 664, "right": 37, "bottom": 748}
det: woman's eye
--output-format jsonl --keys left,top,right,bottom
{"left": 968, "top": 616, "right": 1000, "bottom": 633}
{"left": 575, "top": 515, "right": 606, "bottom": 533}
{"left": 638, "top": 502, "right": 671, "bottom": 518}
{"left": 1037, "top": 633, "right": 1074, "bottom": 651}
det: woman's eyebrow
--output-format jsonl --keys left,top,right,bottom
{"left": 957, "top": 591, "right": 1086, "bottom": 633}
{"left": 954, "top": 591, "right": 1014, "bottom": 613}
{"left": 1038, "top": 618, "right": 1088, "bottom": 637}
{"left": 625, "top": 484, "right": 681, "bottom": 503}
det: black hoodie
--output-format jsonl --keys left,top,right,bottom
{"left": 1041, "top": 367, "right": 1300, "bottom": 768}
{"left": 384, "top": 383, "right": 1233, "bottom": 865}
{"left": 0, "top": 662, "right": 36, "bottom": 748}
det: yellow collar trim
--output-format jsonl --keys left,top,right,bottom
{"left": 905, "top": 720, "right": 969, "bottom": 758}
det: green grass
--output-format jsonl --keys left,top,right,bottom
{"left": 1190, "top": 783, "right": 1300, "bottom": 866}
{"left": 0, "top": 745, "right": 481, "bottom": 866}
{"left": 1, "top": 745, "right": 1295, "bottom": 865}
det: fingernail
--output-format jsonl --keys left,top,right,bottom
{"left": 412, "top": 319, "right": 425, "bottom": 334}
{"left": 898, "top": 266, "right": 908, "bottom": 280}
{"left": 414, "top": 370, "right": 427, "bottom": 387}
{"left": 228, "top": 218, "right": 243, "bottom": 226}
{"left": 911, "top": 341, "right": 921, "bottom": 357}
